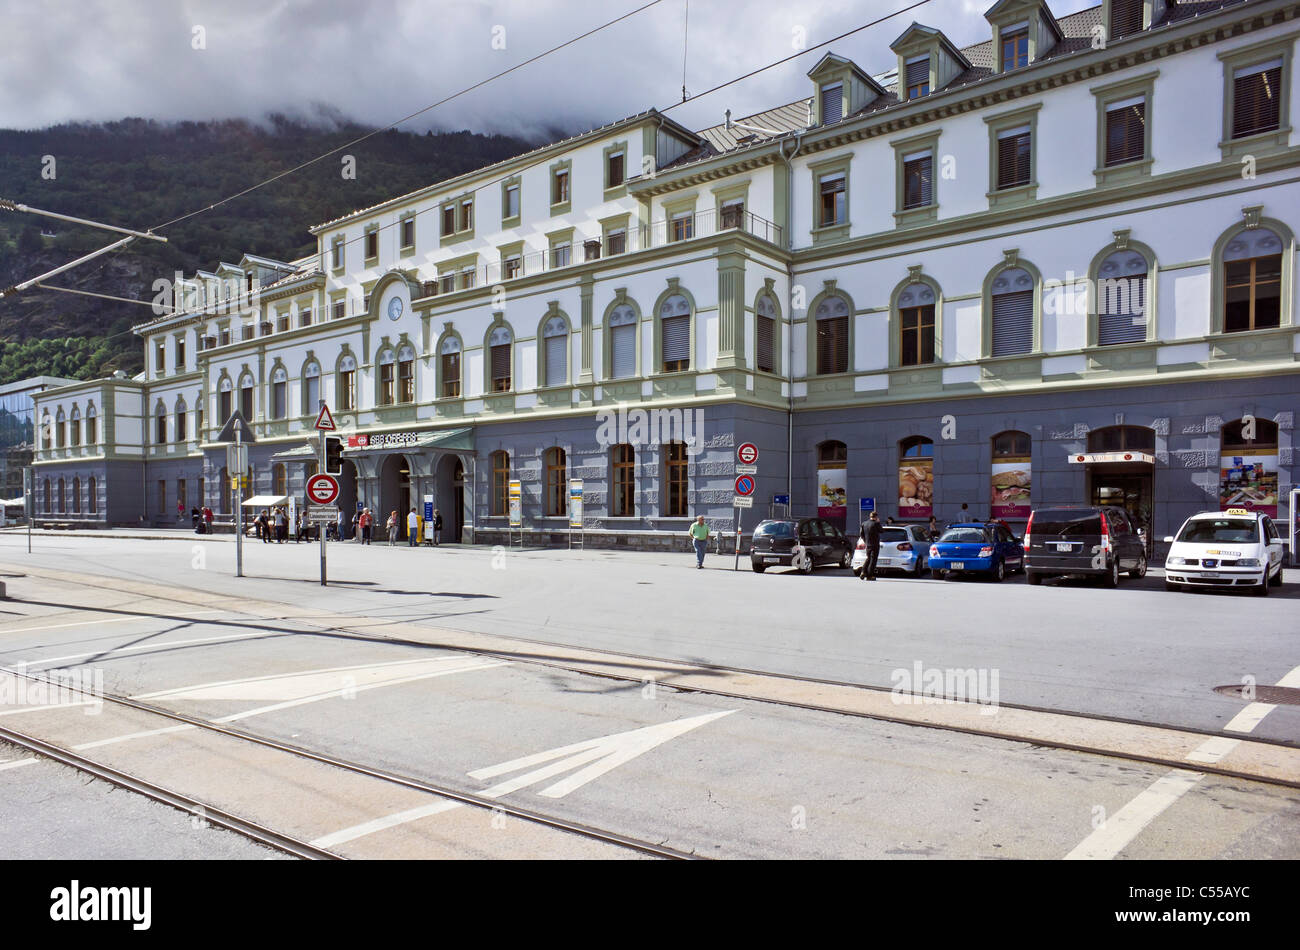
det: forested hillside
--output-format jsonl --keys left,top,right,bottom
{"left": 0, "top": 117, "right": 537, "bottom": 380}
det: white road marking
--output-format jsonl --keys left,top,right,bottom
{"left": 0, "top": 757, "right": 38, "bottom": 772}
{"left": 9, "top": 631, "right": 273, "bottom": 670}
{"left": 1063, "top": 662, "right": 1300, "bottom": 860}
{"left": 5, "top": 609, "right": 225, "bottom": 636}
{"left": 312, "top": 709, "right": 737, "bottom": 849}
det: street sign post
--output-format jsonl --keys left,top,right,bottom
{"left": 215, "top": 410, "right": 256, "bottom": 579}
{"left": 568, "top": 479, "right": 584, "bottom": 549}
{"left": 859, "top": 496, "right": 875, "bottom": 532}
{"left": 424, "top": 495, "right": 434, "bottom": 544}
{"left": 306, "top": 473, "right": 340, "bottom": 505}
{"left": 315, "top": 402, "right": 335, "bottom": 585}
{"left": 733, "top": 471, "right": 757, "bottom": 571}
{"left": 508, "top": 479, "right": 522, "bottom": 548}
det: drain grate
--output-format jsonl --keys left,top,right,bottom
{"left": 1214, "top": 684, "right": 1300, "bottom": 706}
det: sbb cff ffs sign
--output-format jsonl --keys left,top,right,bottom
{"left": 306, "top": 474, "right": 340, "bottom": 505}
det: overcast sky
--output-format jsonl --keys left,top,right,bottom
{"left": 1, "top": 0, "right": 1097, "bottom": 139}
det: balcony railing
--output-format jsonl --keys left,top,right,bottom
{"left": 418, "top": 208, "right": 783, "bottom": 297}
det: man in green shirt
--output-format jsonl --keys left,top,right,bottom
{"left": 688, "top": 516, "right": 709, "bottom": 569}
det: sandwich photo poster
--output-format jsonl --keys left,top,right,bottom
{"left": 898, "top": 459, "right": 933, "bottom": 518}
{"left": 817, "top": 467, "right": 847, "bottom": 523}
{"left": 991, "top": 458, "right": 1032, "bottom": 519}
{"left": 1219, "top": 451, "right": 1278, "bottom": 517}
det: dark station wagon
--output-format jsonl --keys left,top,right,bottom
{"left": 749, "top": 518, "right": 853, "bottom": 574}
{"left": 1023, "top": 505, "right": 1148, "bottom": 587}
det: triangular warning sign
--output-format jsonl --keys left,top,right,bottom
{"left": 314, "top": 404, "right": 336, "bottom": 431}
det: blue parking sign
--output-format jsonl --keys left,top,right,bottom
{"left": 860, "top": 497, "right": 875, "bottom": 513}
{"left": 773, "top": 494, "right": 790, "bottom": 506}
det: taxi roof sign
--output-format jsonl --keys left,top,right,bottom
{"left": 1225, "top": 507, "right": 1252, "bottom": 516}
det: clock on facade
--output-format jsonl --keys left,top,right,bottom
{"left": 387, "top": 297, "right": 404, "bottom": 321}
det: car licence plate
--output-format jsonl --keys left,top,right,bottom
{"left": 1198, "top": 571, "right": 1219, "bottom": 578}
{"left": 1054, "top": 543, "right": 1073, "bottom": 552}
{"left": 764, "top": 556, "right": 780, "bottom": 563}
{"left": 950, "top": 562, "right": 964, "bottom": 570}
{"left": 879, "top": 558, "right": 892, "bottom": 566}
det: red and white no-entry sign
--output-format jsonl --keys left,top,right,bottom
{"left": 306, "top": 473, "right": 340, "bottom": 505}
{"left": 737, "top": 442, "right": 759, "bottom": 465}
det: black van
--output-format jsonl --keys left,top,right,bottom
{"left": 1023, "top": 505, "right": 1148, "bottom": 587}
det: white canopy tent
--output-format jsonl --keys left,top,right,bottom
{"left": 241, "top": 495, "right": 289, "bottom": 507}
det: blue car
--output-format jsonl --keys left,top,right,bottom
{"left": 928, "top": 522, "right": 1024, "bottom": 582}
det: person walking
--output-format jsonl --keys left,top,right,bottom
{"left": 361, "top": 508, "right": 373, "bottom": 544}
{"left": 407, "top": 507, "right": 419, "bottom": 547}
{"left": 687, "top": 516, "right": 710, "bottom": 569}
{"left": 433, "top": 509, "right": 443, "bottom": 546}
{"left": 386, "top": 510, "right": 398, "bottom": 545}
{"left": 202, "top": 506, "right": 214, "bottom": 534}
{"left": 352, "top": 511, "right": 361, "bottom": 542}
{"left": 333, "top": 509, "right": 344, "bottom": 541}
{"left": 258, "top": 509, "right": 271, "bottom": 543}
{"left": 277, "top": 508, "right": 289, "bottom": 543}
{"left": 177, "top": 499, "right": 185, "bottom": 522}
{"left": 861, "top": 511, "right": 882, "bottom": 580}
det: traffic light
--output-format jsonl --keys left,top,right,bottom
{"left": 324, "top": 436, "right": 343, "bottom": 475}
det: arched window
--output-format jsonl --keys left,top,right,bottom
{"left": 397, "top": 344, "right": 415, "bottom": 402}
{"left": 43, "top": 478, "right": 51, "bottom": 513}
{"left": 611, "top": 443, "right": 635, "bottom": 516}
{"left": 545, "top": 447, "right": 567, "bottom": 516}
{"left": 270, "top": 367, "right": 287, "bottom": 419}
{"left": 219, "top": 377, "right": 234, "bottom": 422}
{"left": 664, "top": 441, "right": 688, "bottom": 517}
{"left": 490, "top": 450, "right": 510, "bottom": 516}
{"left": 155, "top": 402, "right": 167, "bottom": 445}
{"left": 86, "top": 405, "right": 97, "bottom": 444}
{"left": 489, "top": 326, "right": 513, "bottom": 392}
{"left": 70, "top": 406, "right": 81, "bottom": 446}
{"left": 218, "top": 467, "right": 230, "bottom": 514}
{"left": 607, "top": 303, "right": 638, "bottom": 380}
{"left": 1087, "top": 425, "right": 1155, "bottom": 454}
{"left": 659, "top": 294, "right": 691, "bottom": 373}
{"left": 814, "top": 294, "right": 850, "bottom": 375}
{"left": 239, "top": 374, "right": 254, "bottom": 420}
{"left": 816, "top": 440, "right": 847, "bottom": 523}
{"left": 543, "top": 316, "right": 568, "bottom": 387}
{"left": 990, "top": 267, "right": 1035, "bottom": 356}
{"left": 991, "top": 431, "right": 1032, "bottom": 518}
{"left": 899, "top": 437, "right": 934, "bottom": 518}
{"left": 175, "top": 396, "right": 187, "bottom": 443}
{"left": 897, "top": 283, "right": 936, "bottom": 366}
{"left": 303, "top": 361, "right": 320, "bottom": 415}
{"left": 55, "top": 408, "right": 66, "bottom": 448}
{"left": 1094, "top": 249, "right": 1149, "bottom": 345}
{"left": 57, "top": 477, "right": 65, "bottom": 512}
{"left": 88, "top": 476, "right": 97, "bottom": 515}
{"left": 272, "top": 463, "right": 287, "bottom": 497}
{"left": 338, "top": 355, "right": 357, "bottom": 411}
{"left": 72, "top": 476, "right": 81, "bottom": 514}
{"left": 1219, "top": 417, "right": 1279, "bottom": 513}
{"left": 1223, "top": 227, "right": 1283, "bottom": 333}
{"left": 40, "top": 412, "right": 50, "bottom": 450}
{"left": 755, "top": 295, "right": 778, "bottom": 373}
{"left": 440, "top": 336, "right": 462, "bottom": 398}
{"left": 377, "top": 350, "right": 396, "bottom": 406}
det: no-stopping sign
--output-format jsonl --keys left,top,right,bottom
{"left": 306, "top": 473, "right": 340, "bottom": 505}
{"left": 735, "top": 475, "right": 755, "bottom": 496}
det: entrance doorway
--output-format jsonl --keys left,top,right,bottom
{"left": 378, "top": 454, "right": 411, "bottom": 530}
{"left": 336, "top": 459, "right": 359, "bottom": 534}
{"left": 1089, "top": 470, "right": 1153, "bottom": 552}
{"left": 452, "top": 458, "right": 464, "bottom": 543}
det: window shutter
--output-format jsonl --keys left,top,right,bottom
{"left": 821, "top": 83, "right": 842, "bottom": 124}
{"left": 612, "top": 324, "right": 636, "bottom": 378}
{"left": 1233, "top": 63, "right": 1283, "bottom": 138}
{"left": 906, "top": 57, "right": 929, "bottom": 89}
{"left": 546, "top": 334, "right": 567, "bottom": 386}
{"left": 491, "top": 344, "right": 510, "bottom": 386}
{"left": 662, "top": 315, "right": 690, "bottom": 366}
{"left": 817, "top": 316, "right": 848, "bottom": 374}
{"left": 1104, "top": 98, "right": 1145, "bottom": 165}
{"left": 903, "top": 152, "right": 932, "bottom": 208}
{"left": 992, "top": 289, "right": 1034, "bottom": 356}
{"left": 756, "top": 316, "right": 774, "bottom": 372}
{"left": 1097, "top": 251, "right": 1147, "bottom": 345}
{"left": 996, "top": 128, "right": 1031, "bottom": 189}
{"left": 1110, "top": 0, "right": 1144, "bottom": 39}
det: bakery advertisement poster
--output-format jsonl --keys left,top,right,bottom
{"left": 991, "top": 459, "right": 1032, "bottom": 519}
{"left": 898, "top": 459, "right": 933, "bottom": 518}
{"left": 817, "top": 467, "right": 847, "bottom": 523}
{"left": 1219, "top": 452, "right": 1278, "bottom": 517}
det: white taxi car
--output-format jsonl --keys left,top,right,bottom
{"left": 1163, "top": 508, "right": 1285, "bottom": 596}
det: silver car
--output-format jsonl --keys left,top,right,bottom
{"left": 851, "top": 524, "right": 933, "bottom": 577}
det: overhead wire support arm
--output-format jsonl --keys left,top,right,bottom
{"left": 0, "top": 197, "right": 167, "bottom": 243}
{"left": 1, "top": 234, "right": 139, "bottom": 299}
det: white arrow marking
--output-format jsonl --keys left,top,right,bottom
{"left": 310, "top": 709, "right": 737, "bottom": 849}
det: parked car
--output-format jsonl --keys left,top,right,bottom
{"left": 1023, "top": 505, "right": 1146, "bottom": 587}
{"left": 928, "top": 522, "right": 1024, "bottom": 581}
{"left": 851, "top": 524, "right": 932, "bottom": 577}
{"left": 750, "top": 518, "right": 852, "bottom": 574}
{"left": 1163, "top": 507, "right": 1285, "bottom": 596}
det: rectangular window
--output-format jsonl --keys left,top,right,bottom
{"left": 996, "top": 126, "right": 1032, "bottom": 189}
{"left": 545, "top": 450, "right": 567, "bottom": 517}
{"left": 401, "top": 218, "right": 414, "bottom": 249}
{"left": 552, "top": 169, "right": 570, "bottom": 205}
{"left": 491, "top": 343, "right": 511, "bottom": 392}
{"left": 902, "top": 151, "right": 933, "bottom": 209}
{"left": 440, "top": 274, "right": 456, "bottom": 294}
{"left": 1110, "top": 0, "right": 1144, "bottom": 40}
{"left": 196, "top": 407, "right": 203, "bottom": 437}
{"left": 176, "top": 337, "right": 186, "bottom": 368}
{"left": 756, "top": 314, "right": 775, "bottom": 373}
{"left": 611, "top": 321, "right": 636, "bottom": 379}
{"left": 665, "top": 442, "right": 688, "bottom": 517}
{"left": 900, "top": 305, "right": 936, "bottom": 366}
{"left": 1232, "top": 60, "right": 1283, "bottom": 139}
{"left": 365, "top": 230, "right": 378, "bottom": 260}
{"left": 158, "top": 481, "right": 166, "bottom": 515}
{"left": 1001, "top": 27, "right": 1028, "bottom": 70}
{"left": 906, "top": 56, "right": 930, "bottom": 99}
{"left": 242, "top": 325, "right": 255, "bottom": 341}
{"left": 606, "top": 229, "right": 626, "bottom": 255}
{"left": 339, "top": 369, "right": 356, "bottom": 410}
{"left": 460, "top": 268, "right": 476, "bottom": 290}
{"left": 332, "top": 300, "right": 345, "bottom": 320}
{"left": 399, "top": 359, "right": 414, "bottom": 403}
{"left": 379, "top": 362, "right": 394, "bottom": 406}
{"left": 299, "top": 307, "right": 312, "bottom": 328}
{"left": 612, "top": 444, "right": 635, "bottom": 516}
{"left": 821, "top": 82, "right": 843, "bottom": 123}
{"left": 87, "top": 414, "right": 97, "bottom": 443}
{"left": 219, "top": 389, "right": 232, "bottom": 422}
{"left": 331, "top": 239, "right": 344, "bottom": 269}
{"left": 441, "top": 205, "right": 456, "bottom": 236}
{"left": 504, "top": 255, "right": 521, "bottom": 279}
{"left": 662, "top": 315, "right": 690, "bottom": 373}
{"left": 155, "top": 341, "right": 165, "bottom": 372}
{"left": 176, "top": 410, "right": 187, "bottom": 442}
{"left": 816, "top": 316, "right": 849, "bottom": 375}
{"left": 220, "top": 328, "right": 231, "bottom": 346}
{"left": 441, "top": 351, "right": 461, "bottom": 397}
{"left": 491, "top": 454, "right": 509, "bottom": 516}
{"left": 504, "top": 183, "right": 520, "bottom": 220}
{"left": 607, "top": 151, "right": 625, "bottom": 188}
{"left": 276, "top": 314, "right": 289, "bottom": 333}
{"left": 551, "top": 242, "right": 571, "bottom": 268}
{"left": 819, "top": 173, "right": 845, "bottom": 227}
{"left": 1225, "top": 256, "right": 1283, "bottom": 332}
{"left": 991, "top": 291, "right": 1034, "bottom": 356}
{"left": 720, "top": 199, "right": 744, "bottom": 230}
{"left": 1104, "top": 96, "right": 1146, "bottom": 165}
{"left": 156, "top": 414, "right": 167, "bottom": 444}
{"left": 460, "top": 199, "right": 473, "bottom": 232}
{"left": 670, "top": 213, "right": 694, "bottom": 242}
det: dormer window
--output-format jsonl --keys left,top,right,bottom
{"left": 1109, "top": 0, "right": 1143, "bottom": 40}
{"left": 905, "top": 56, "right": 929, "bottom": 99}
{"left": 1000, "top": 24, "right": 1028, "bottom": 70}
{"left": 820, "top": 82, "right": 843, "bottom": 123}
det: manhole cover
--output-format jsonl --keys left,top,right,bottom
{"left": 1214, "top": 684, "right": 1300, "bottom": 706}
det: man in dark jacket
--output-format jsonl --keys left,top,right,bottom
{"left": 861, "top": 511, "right": 882, "bottom": 581}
